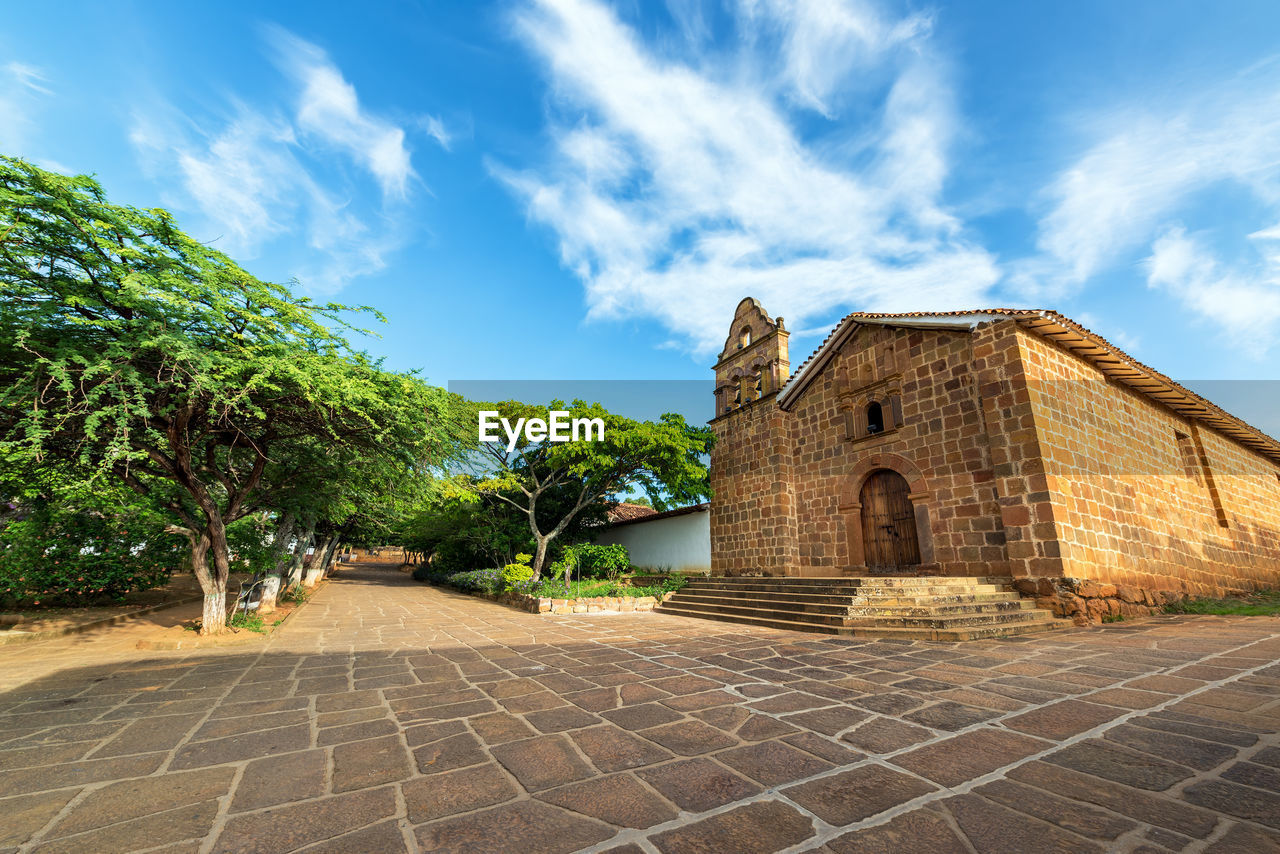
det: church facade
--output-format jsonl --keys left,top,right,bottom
{"left": 709, "top": 298, "right": 1280, "bottom": 623}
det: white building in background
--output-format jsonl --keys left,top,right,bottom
{"left": 593, "top": 503, "right": 711, "bottom": 574}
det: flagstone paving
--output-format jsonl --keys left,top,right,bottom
{"left": 1, "top": 563, "right": 1278, "bottom": 853}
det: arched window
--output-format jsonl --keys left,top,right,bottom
{"left": 866, "top": 401, "right": 884, "bottom": 434}
{"left": 738, "top": 327, "right": 751, "bottom": 349}
{"left": 754, "top": 371, "right": 764, "bottom": 398}
{"left": 733, "top": 380, "right": 742, "bottom": 406}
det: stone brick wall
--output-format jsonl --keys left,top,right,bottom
{"left": 710, "top": 394, "right": 800, "bottom": 576}
{"left": 782, "top": 325, "right": 1007, "bottom": 576}
{"left": 712, "top": 323, "right": 1018, "bottom": 578}
{"left": 1015, "top": 328, "right": 1280, "bottom": 622}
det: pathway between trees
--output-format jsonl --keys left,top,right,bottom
{"left": 1, "top": 562, "right": 1278, "bottom": 852}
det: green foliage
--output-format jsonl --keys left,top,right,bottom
{"left": 501, "top": 562, "right": 534, "bottom": 591}
{"left": 281, "top": 585, "right": 309, "bottom": 605}
{"left": 514, "top": 553, "right": 532, "bottom": 565}
{"left": 1163, "top": 589, "right": 1280, "bottom": 616}
{"left": 0, "top": 157, "right": 472, "bottom": 631}
{"left": 469, "top": 398, "right": 713, "bottom": 577}
{"left": 659, "top": 573, "right": 688, "bottom": 594}
{"left": 564, "top": 543, "right": 629, "bottom": 580}
{"left": 0, "top": 488, "right": 184, "bottom": 607}
{"left": 1101, "top": 614, "right": 1125, "bottom": 624}
{"left": 226, "top": 516, "right": 275, "bottom": 577}
{"left": 443, "top": 568, "right": 503, "bottom": 594}
{"left": 519, "top": 574, "right": 681, "bottom": 599}
{"left": 228, "top": 610, "right": 266, "bottom": 632}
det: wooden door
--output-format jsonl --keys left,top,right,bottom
{"left": 859, "top": 470, "right": 921, "bottom": 572}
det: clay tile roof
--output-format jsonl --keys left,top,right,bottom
{"left": 607, "top": 502, "right": 659, "bottom": 523}
{"left": 775, "top": 309, "right": 1280, "bottom": 464}
{"left": 607, "top": 502, "right": 710, "bottom": 528}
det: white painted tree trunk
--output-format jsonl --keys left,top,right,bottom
{"left": 258, "top": 576, "right": 281, "bottom": 614}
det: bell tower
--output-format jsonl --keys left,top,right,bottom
{"left": 709, "top": 298, "right": 799, "bottom": 576}
{"left": 713, "top": 298, "right": 789, "bottom": 415}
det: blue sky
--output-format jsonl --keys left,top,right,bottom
{"left": 4, "top": 0, "right": 1280, "bottom": 414}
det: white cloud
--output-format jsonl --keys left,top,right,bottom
{"left": 742, "top": 0, "right": 932, "bottom": 116}
{"left": 420, "top": 115, "right": 452, "bottom": 151}
{"left": 1145, "top": 226, "right": 1280, "bottom": 358}
{"left": 5, "top": 61, "right": 52, "bottom": 96}
{"left": 129, "top": 30, "right": 421, "bottom": 295}
{"left": 0, "top": 61, "right": 51, "bottom": 154}
{"left": 499, "top": 0, "right": 998, "bottom": 354}
{"left": 1022, "top": 62, "right": 1280, "bottom": 353}
{"left": 266, "top": 29, "right": 416, "bottom": 199}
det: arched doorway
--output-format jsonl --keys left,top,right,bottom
{"left": 859, "top": 469, "right": 921, "bottom": 572}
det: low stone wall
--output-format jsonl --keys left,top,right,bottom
{"left": 1015, "top": 577, "right": 1188, "bottom": 626}
{"left": 483, "top": 590, "right": 673, "bottom": 615}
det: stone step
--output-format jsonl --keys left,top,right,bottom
{"left": 669, "top": 592, "right": 1034, "bottom": 618}
{"left": 655, "top": 574, "right": 1059, "bottom": 640}
{"left": 842, "top": 609, "right": 1056, "bottom": 629}
{"left": 654, "top": 603, "right": 1065, "bottom": 641}
{"left": 687, "top": 576, "right": 1015, "bottom": 587}
{"left": 663, "top": 597, "right": 1047, "bottom": 628}
{"left": 684, "top": 582, "right": 1009, "bottom": 598}
{"left": 674, "top": 588, "right": 1023, "bottom": 607}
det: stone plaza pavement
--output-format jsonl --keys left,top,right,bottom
{"left": 1, "top": 564, "right": 1278, "bottom": 854}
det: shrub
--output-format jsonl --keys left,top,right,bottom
{"left": 501, "top": 563, "right": 534, "bottom": 591}
{"left": 660, "top": 574, "right": 688, "bottom": 594}
{"left": 445, "top": 568, "right": 503, "bottom": 594}
{"left": 562, "top": 543, "right": 630, "bottom": 580}
{"left": 0, "top": 502, "right": 184, "bottom": 607}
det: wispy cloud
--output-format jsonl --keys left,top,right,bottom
{"left": 5, "top": 61, "right": 52, "bottom": 96}
{"left": 130, "top": 29, "right": 423, "bottom": 294}
{"left": 0, "top": 61, "right": 52, "bottom": 154}
{"left": 1020, "top": 61, "right": 1280, "bottom": 353}
{"left": 496, "top": 0, "right": 998, "bottom": 354}
{"left": 1146, "top": 226, "right": 1280, "bottom": 359}
{"left": 419, "top": 115, "right": 452, "bottom": 151}
{"left": 265, "top": 27, "right": 416, "bottom": 199}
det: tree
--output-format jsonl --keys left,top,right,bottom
{"left": 0, "top": 158, "right": 469, "bottom": 632}
{"left": 470, "top": 399, "right": 713, "bottom": 578}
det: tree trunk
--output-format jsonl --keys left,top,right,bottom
{"left": 201, "top": 516, "right": 233, "bottom": 636}
{"left": 187, "top": 533, "right": 226, "bottom": 635}
{"left": 287, "top": 522, "right": 316, "bottom": 589}
{"left": 532, "top": 535, "right": 550, "bottom": 580}
{"left": 305, "top": 532, "right": 333, "bottom": 587}
{"left": 260, "top": 513, "right": 297, "bottom": 614}
{"left": 321, "top": 538, "right": 341, "bottom": 577}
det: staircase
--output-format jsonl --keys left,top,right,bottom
{"left": 656, "top": 576, "right": 1062, "bottom": 641}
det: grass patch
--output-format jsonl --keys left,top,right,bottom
{"left": 228, "top": 611, "right": 266, "bottom": 632}
{"left": 184, "top": 610, "right": 269, "bottom": 633}
{"left": 1163, "top": 589, "right": 1280, "bottom": 617}
{"left": 1101, "top": 614, "right": 1125, "bottom": 623}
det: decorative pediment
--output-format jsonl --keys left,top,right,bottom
{"left": 719, "top": 297, "right": 782, "bottom": 360}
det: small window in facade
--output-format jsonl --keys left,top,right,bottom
{"left": 867, "top": 401, "right": 885, "bottom": 434}
{"left": 755, "top": 371, "right": 764, "bottom": 398}
{"left": 738, "top": 327, "right": 751, "bottom": 349}
{"left": 733, "top": 381, "right": 742, "bottom": 406}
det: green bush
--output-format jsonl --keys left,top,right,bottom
{"left": 561, "top": 543, "right": 630, "bottom": 580}
{"left": 0, "top": 502, "right": 184, "bottom": 607}
{"left": 445, "top": 568, "right": 503, "bottom": 594}
{"left": 501, "top": 563, "right": 534, "bottom": 591}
